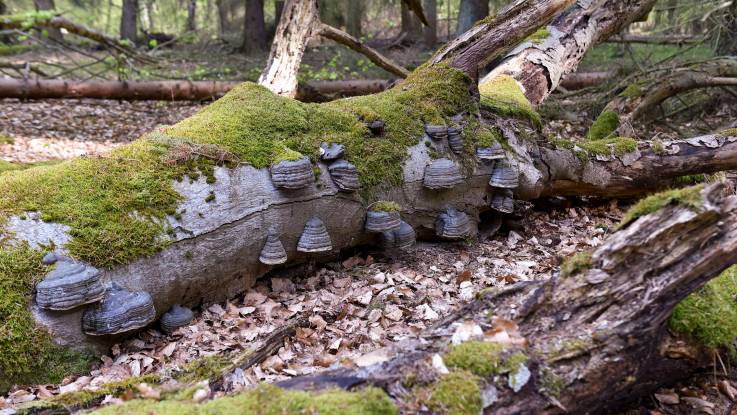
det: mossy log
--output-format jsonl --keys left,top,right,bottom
{"left": 255, "top": 184, "right": 737, "bottom": 414}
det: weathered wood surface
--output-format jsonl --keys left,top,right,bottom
{"left": 273, "top": 183, "right": 737, "bottom": 414}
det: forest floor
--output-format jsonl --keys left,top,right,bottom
{"left": 2, "top": 98, "right": 737, "bottom": 415}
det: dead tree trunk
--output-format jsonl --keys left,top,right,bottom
{"left": 345, "top": 0, "right": 362, "bottom": 38}
{"left": 186, "top": 0, "right": 197, "bottom": 32}
{"left": 423, "top": 0, "right": 437, "bottom": 47}
{"left": 400, "top": 1, "right": 423, "bottom": 43}
{"left": 120, "top": 0, "right": 139, "bottom": 44}
{"left": 6, "top": 0, "right": 737, "bottom": 402}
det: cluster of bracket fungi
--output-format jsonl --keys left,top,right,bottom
{"left": 33, "top": 118, "right": 519, "bottom": 340}
{"left": 36, "top": 253, "right": 192, "bottom": 337}
{"left": 423, "top": 122, "right": 519, "bottom": 236}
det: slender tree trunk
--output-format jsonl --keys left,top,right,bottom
{"left": 718, "top": 0, "right": 737, "bottom": 55}
{"left": 400, "top": 1, "right": 422, "bottom": 42}
{"left": 216, "top": 0, "right": 229, "bottom": 36}
{"left": 423, "top": 0, "right": 437, "bottom": 47}
{"left": 345, "top": 0, "right": 362, "bottom": 38}
{"left": 275, "top": 0, "right": 285, "bottom": 24}
{"left": 120, "top": 0, "right": 139, "bottom": 44}
{"left": 144, "top": 0, "right": 155, "bottom": 31}
{"left": 317, "top": 0, "right": 343, "bottom": 28}
{"left": 242, "top": 0, "right": 267, "bottom": 55}
{"left": 666, "top": 0, "right": 678, "bottom": 33}
{"left": 456, "top": 0, "right": 488, "bottom": 37}
{"left": 33, "top": 0, "right": 64, "bottom": 41}
{"left": 186, "top": 0, "right": 197, "bottom": 31}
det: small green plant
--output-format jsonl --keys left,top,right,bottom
{"left": 587, "top": 111, "right": 620, "bottom": 140}
{"left": 560, "top": 251, "right": 592, "bottom": 278}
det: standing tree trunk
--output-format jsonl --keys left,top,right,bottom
{"left": 216, "top": 0, "right": 229, "bottom": 36}
{"left": 400, "top": 1, "right": 422, "bottom": 42}
{"left": 345, "top": 0, "right": 362, "bottom": 38}
{"left": 275, "top": 0, "right": 285, "bottom": 24}
{"left": 423, "top": 0, "right": 437, "bottom": 47}
{"left": 144, "top": 0, "right": 155, "bottom": 31}
{"left": 120, "top": 0, "right": 139, "bottom": 44}
{"left": 242, "top": 0, "right": 267, "bottom": 55}
{"left": 186, "top": 0, "right": 197, "bottom": 31}
{"left": 456, "top": 0, "right": 489, "bottom": 37}
{"left": 33, "top": 0, "right": 64, "bottom": 41}
{"left": 718, "top": 0, "right": 737, "bottom": 55}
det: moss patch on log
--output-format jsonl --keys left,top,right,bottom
{"left": 619, "top": 185, "right": 703, "bottom": 227}
{"left": 719, "top": 128, "right": 737, "bottom": 137}
{"left": 559, "top": 251, "right": 592, "bottom": 278}
{"left": 587, "top": 111, "right": 620, "bottom": 140}
{"left": 526, "top": 27, "right": 551, "bottom": 44}
{"left": 479, "top": 74, "right": 542, "bottom": 128}
{"left": 670, "top": 266, "right": 737, "bottom": 348}
{"left": 371, "top": 201, "right": 401, "bottom": 212}
{"left": 427, "top": 370, "right": 482, "bottom": 415}
{"left": 166, "top": 63, "right": 475, "bottom": 190}
{"left": 443, "top": 340, "right": 527, "bottom": 379}
{"left": 0, "top": 244, "right": 96, "bottom": 393}
{"left": 90, "top": 384, "right": 398, "bottom": 415}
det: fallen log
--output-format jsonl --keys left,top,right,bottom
{"left": 557, "top": 71, "right": 614, "bottom": 90}
{"left": 0, "top": 78, "right": 393, "bottom": 102}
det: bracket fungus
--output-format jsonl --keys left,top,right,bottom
{"left": 489, "top": 159, "right": 519, "bottom": 189}
{"left": 425, "top": 124, "right": 448, "bottom": 141}
{"left": 42, "top": 252, "right": 58, "bottom": 265}
{"left": 270, "top": 156, "right": 315, "bottom": 190}
{"left": 365, "top": 209, "right": 401, "bottom": 233}
{"left": 327, "top": 160, "right": 361, "bottom": 192}
{"left": 319, "top": 142, "right": 345, "bottom": 161}
{"left": 436, "top": 207, "right": 475, "bottom": 240}
{"left": 160, "top": 304, "right": 194, "bottom": 334}
{"left": 259, "top": 228, "right": 288, "bottom": 265}
{"left": 82, "top": 284, "right": 156, "bottom": 336}
{"left": 380, "top": 220, "right": 416, "bottom": 250}
{"left": 423, "top": 158, "right": 465, "bottom": 190}
{"left": 491, "top": 188, "right": 515, "bottom": 214}
{"left": 36, "top": 258, "right": 105, "bottom": 311}
{"left": 476, "top": 142, "right": 505, "bottom": 161}
{"left": 297, "top": 217, "right": 333, "bottom": 253}
{"left": 447, "top": 127, "right": 464, "bottom": 154}
{"left": 368, "top": 120, "right": 385, "bottom": 136}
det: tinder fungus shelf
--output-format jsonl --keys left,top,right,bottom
{"left": 328, "top": 160, "right": 361, "bottom": 192}
{"left": 36, "top": 258, "right": 105, "bottom": 311}
{"left": 160, "top": 304, "right": 194, "bottom": 334}
{"left": 270, "top": 156, "right": 315, "bottom": 190}
{"left": 320, "top": 142, "right": 345, "bottom": 161}
{"left": 82, "top": 285, "right": 156, "bottom": 336}
{"left": 447, "top": 127, "right": 464, "bottom": 154}
{"left": 297, "top": 217, "right": 332, "bottom": 253}
{"left": 476, "top": 142, "right": 505, "bottom": 160}
{"left": 425, "top": 124, "right": 448, "bottom": 140}
{"left": 380, "top": 220, "right": 416, "bottom": 250}
{"left": 423, "top": 158, "right": 464, "bottom": 190}
{"left": 260, "top": 228, "right": 288, "bottom": 265}
{"left": 489, "top": 159, "right": 519, "bottom": 189}
{"left": 436, "top": 207, "right": 474, "bottom": 240}
{"left": 365, "top": 202, "right": 402, "bottom": 233}
{"left": 491, "top": 189, "right": 514, "bottom": 214}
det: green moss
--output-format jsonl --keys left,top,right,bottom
{"left": 204, "top": 191, "right": 215, "bottom": 203}
{"left": 444, "top": 341, "right": 506, "bottom": 377}
{"left": 0, "top": 44, "right": 35, "bottom": 56}
{"left": 479, "top": 74, "right": 542, "bottom": 128}
{"left": 526, "top": 27, "right": 551, "bottom": 44}
{"left": 48, "top": 375, "right": 161, "bottom": 409}
{"left": 675, "top": 174, "right": 706, "bottom": 185}
{"left": 0, "top": 11, "right": 56, "bottom": 28}
{"left": 0, "top": 159, "right": 61, "bottom": 175}
{"left": 618, "top": 83, "right": 645, "bottom": 98}
{"left": 560, "top": 251, "right": 592, "bottom": 278}
{"left": 0, "top": 244, "right": 96, "bottom": 393}
{"left": 587, "top": 111, "right": 620, "bottom": 140}
{"left": 670, "top": 266, "right": 737, "bottom": 347}
{"left": 552, "top": 138, "right": 575, "bottom": 150}
{"left": 174, "top": 354, "right": 230, "bottom": 384}
{"left": 90, "top": 384, "right": 397, "bottom": 415}
{"left": 371, "top": 201, "right": 401, "bottom": 212}
{"left": 539, "top": 367, "right": 565, "bottom": 398}
{"left": 620, "top": 185, "right": 703, "bottom": 227}
{"left": 651, "top": 138, "right": 665, "bottom": 154}
{"left": 577, "top": 136, "right": 637, "bottom": 157}
{"left": 427, "top": 371, "right": 482, "bottom": 415}
{"left": 718, "top": 128, "right": 737, "bottom": 137}
{"left": 273, "top": 146, "right": 304, "bottom": 163}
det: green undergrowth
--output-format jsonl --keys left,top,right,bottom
{"left": 0, "top": 244, "right": 96, "bottom": 393}
{"left": 90, "top": 384, "right": 398, "bottom": 415}
{"left": 0, "top": 11, "right": 56, "bottom": 28}
{"left": 620, "top": 185, "right": 703, "bottom": 227}
{"left": 40, "top": 375, "right": 162, "bottom": 410}
{"left": 174, "top": 354, "right": 230, "bottom": 384}
{"left": 479, "top": 74, "right": 542, "bottom": 128}
{"left": 0, "top": 44, "right": 36, "bottom": 56}
{"left": 426, "top": 370, "right": 482, "bottom": 415}
{"left": 559, "top": 251, "right": 592, "bottom": 278}
{"left": 166, "top": 63, "right": 475, "bottom": 191}
{"left": 618, "top": 83, "right": 645, "bottom": 99}
{"left": 587, "top": 111, "right": 620, "bottom": 140}
{"left": 670, "top": 266, "right": 737, "bottom": 348}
